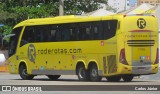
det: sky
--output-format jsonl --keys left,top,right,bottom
{"left": 129, "top": 0, "right": 137, "bottom": 7}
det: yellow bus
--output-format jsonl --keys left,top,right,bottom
{"left": 7, "top": 14, "right": 159, "bottom": 82}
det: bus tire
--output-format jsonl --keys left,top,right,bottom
{"left": 77, "top": 64, "right": 89, "bottom": 81}
{"left": 19, "top": 64, "right": 34, "bottom": 80}
{"left": 89, "top": 64, "right": 102, "bottom": 82}
{"left": 47, "top": 75, "right": 61, "bottom": 80}
{"left": 106, "top": 76, "right": 121, "bottom": 82}
{"left": 122, "top": 75, "right": 134, "bottom": 82}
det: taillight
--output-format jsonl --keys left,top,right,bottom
{"left": 154, "top": 48, "right": 159, "bottom": 64}
{"left": 119, "top": 48, "right": 128, "bottom": 65}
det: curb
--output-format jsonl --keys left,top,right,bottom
{"left": 0, "top": 65, "right": 8, "bottom": 72}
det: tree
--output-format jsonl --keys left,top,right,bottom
{"left": 1, "top": 0, "right": 108, "bottom": 17}
{"left": 0, "top": 0, "right": 108, "bottom": 36}
{"left": 64, "top": 0, "right": 107, "bottom": 15}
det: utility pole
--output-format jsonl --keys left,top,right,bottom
{"left": 124, "top": 0, "right": 126, "bottom": 11}
{"left": 158, "top": 0, "right": 160, "bottom": 4}
{"left": 59, "top": 0, "right": 64, "bottom": 16}
{"left": 136, "top": 0, "right": 140, "bottom": 6}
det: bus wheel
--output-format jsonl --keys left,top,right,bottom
{"left": 47, "top": 75, "right": 61, "bottom": 80}
{"left": 106, "top": 76, "right": 121, "bottom": 82}
{"left": 122, "top": 75, "right": 134, "bottom": 82}
{"left": 19, "top": 64, "right": 34, "bottom": 80}
{"left": 77, "top": 64, "right": 89, "bottom": 81}
{"left": 89, "top": 64, "right": 102, "bottom": 82}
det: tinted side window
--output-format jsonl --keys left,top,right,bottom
{"left": 49, "top": 25, "right": 59, "bottom": 42}
{"left": 55, "top": 25, "right": 62, "bottom": 41}
{"left": 20, "top": 27, "right": 35, "bottom": 47}
{"left": 20, "top": 20, "right": 118, "bottom": 45}
{"left": 103, "top": 20, "right": 118, "bottom": 39}
{"left": 60, "top": 23, "right": 78, "bottom": 41}
{"left": 69, "top": 23, "right": 78, "bottom": 41}
{"left": 78, "top": 22, "right": 92, "bottom": 40}
{"left": 34, "top": 26, "right": 50, "bottom": 42}
{"left": 21, "top": 25, "right": 51, "bottom": 46}
{"left": 92, "top": 22, "right": 103, "bottom": 40}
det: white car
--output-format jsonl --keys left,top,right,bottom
{"left": 0, "top": 53, "right": 6, "bottom": 65}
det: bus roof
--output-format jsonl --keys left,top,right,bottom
{"left": 13, "top": 15, "right": 115, "bottom": 29}
{"left": 13, "top": 14, "right": 156, "bottom": 29}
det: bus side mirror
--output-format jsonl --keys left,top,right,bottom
{"left": 1, "top": 34, "right": 15, "bottom": 50}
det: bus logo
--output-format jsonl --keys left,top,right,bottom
{"left": 28, "top": 44, "right": 36, "bottom": 63}
{"left": 137, "top": 18, "right": 146, "bottom": 29}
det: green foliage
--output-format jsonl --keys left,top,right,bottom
{"left": 0, "top": 0, "right": 108, "bottom": 36}
{"left": 64, "top": 0, "right": 107, "bottom": 15}
{"left": 10, "top": 4, "right": 59, "bottom": 22}
{"left": 0, "top": 25, "right": 12, "bottom": 36}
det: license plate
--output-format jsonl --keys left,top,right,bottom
{"left": 140, "top": 56, "right": 150, "bottom": 60}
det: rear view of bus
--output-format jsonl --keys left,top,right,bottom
{"left": 119, "top": 15, "right": 159, "bottom": 79}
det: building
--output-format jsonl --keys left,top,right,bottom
{"left": 137, "top": 0, "right": 160, "bottom": 6}
{"left": 129, "top": 0, "right": 138, "bottom": 8}
{"left": 108, "top": 0, "right": 137, "bottom": 12}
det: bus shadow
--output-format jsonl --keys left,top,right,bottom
{"left": 13, "top": 78, "right": 80, "bottom": 82}
{"left": 12, "top": 78, "right": 153, "bottom": 83}
{"left": 36, "top": 79, "right": 80, "bottom": 82}
{"left": 102, "top": 80, "right": 152, "bottom": 83}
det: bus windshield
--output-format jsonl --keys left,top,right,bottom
{"left": 8, "top": 27, "right": 22, "bottom": 57}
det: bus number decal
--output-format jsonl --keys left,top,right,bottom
{"left": 137, "top": 18, "right": 146, "bottom": 29}
{"left": 28, "top": 44, "right": 36, "bottom": 63}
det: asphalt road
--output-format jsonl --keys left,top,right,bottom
{"left": 0, "top": 72, "right": 160, "bottom": 94}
